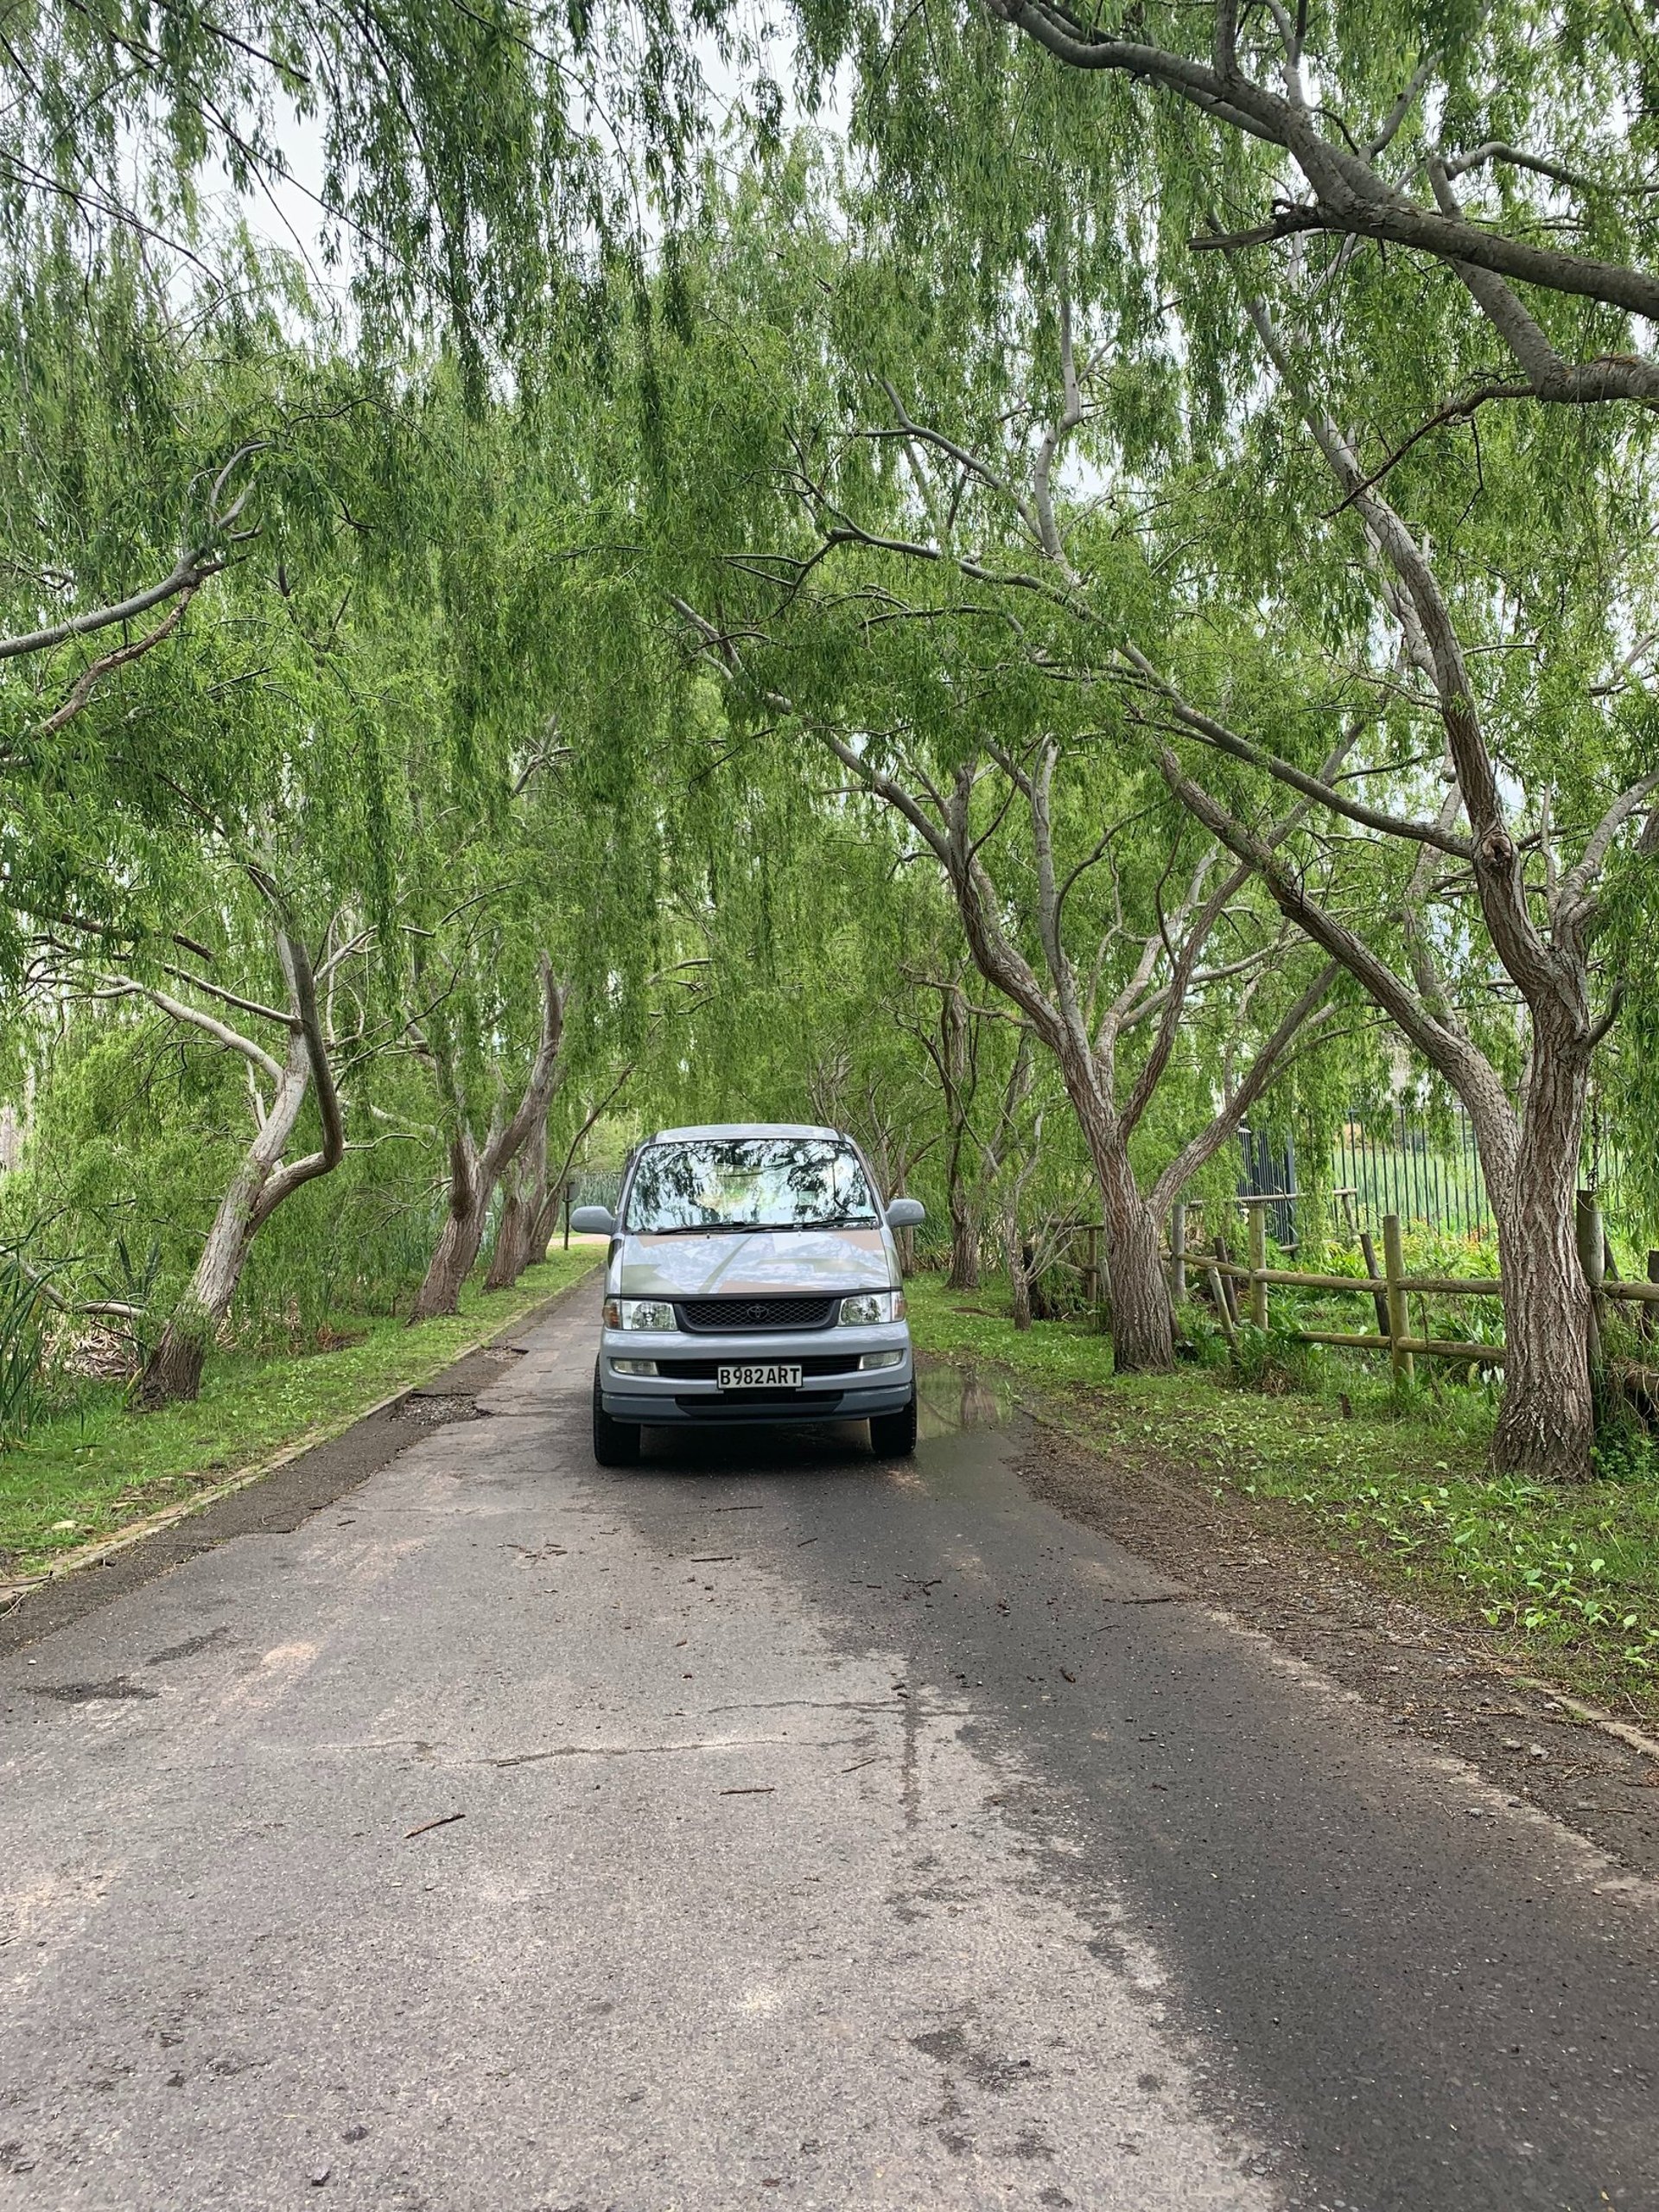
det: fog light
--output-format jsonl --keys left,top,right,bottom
{"left": 861, "top": 1350, "right": 904, "bottom": 1370}
{"left": 611, "top": 1357, "right": 658, "bottom": 1376}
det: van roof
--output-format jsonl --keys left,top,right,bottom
{"left": 649, "top": 1122, "right": 842, "bottom": 1143}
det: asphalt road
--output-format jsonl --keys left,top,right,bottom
{"left": 2, "top": 1294, "right": 1656, "bottom": 2211}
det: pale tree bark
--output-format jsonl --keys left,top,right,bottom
{"left": 408, "top": 959, "right": 566, "bottom": 1321}
{"left": 937, "top": 988, "right": 984, "bottom": 1291}
{"left": 1138, "top": 295, "right": 1658, "bottom": 1476}
{"left": 130, "top": 914, "right": 352, "bottom": 1405}
{"left": 992, "top": 1104, "right": 1081, "bottom": 1332}
{"left": 5, "top": 444, "right": 260, "bottom": 755}
{"left": 902, "top": 977, "right": 984, "bottom": 1288}
{"left": 814, "top": 728, "right": 1335, "bottom": 1371}
{"left": 485, "top": 1116, "right": 544, "bottom": 1291}
{"left": 1004, "top": 1217, "right": 1034, "bottom": 1331}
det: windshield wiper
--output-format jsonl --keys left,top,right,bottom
{"left": 634, "top": 1219, "right": 753, "bottom": 1235}
{"left": 632, "top": 1216, "right": 875, "bottom": 1236}
{"left": 741, "top": 1217, "right": 877, "bottom": 1232}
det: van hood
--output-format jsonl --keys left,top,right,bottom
{"left": 613, "top": 1225, "right": 896, "bottom": 1300}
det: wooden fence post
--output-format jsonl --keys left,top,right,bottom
{"left": 1207, "top": 1264, "right": 1236, "bottom": 1346}
{"left": 1084, "top": 1223, "right": 1100, "bottom": 1311}
{"left": 1357, "top": 1228, "right": 1389, "bottom": 1341}
{"left": 1382, "top": 1212, "right": 1413, "bottom": 1384}
{"left": 1645, "top": 1250, "right": 1659, "bottom": 1346}
{"left": 1169, "top": 1203, "right": 1186, "bottom": 1306}
{"left": 1247, "top": 1203, "right": 1268, "bottom": 1330}
{"left": 1211, "top": 1233, "right": 1239, "bottom": 1330}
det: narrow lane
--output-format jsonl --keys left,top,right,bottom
{"left": 1, "top": 1298, "right": 1655, "bottom": 2209}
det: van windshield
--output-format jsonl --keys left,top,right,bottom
{"left": 624, "top": 1138, "right": 880, "bottom": 1234}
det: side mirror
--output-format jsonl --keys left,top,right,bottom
{"left": 569, "top": 1205, "right": 616, "bottom": 1236}
{"left": 886, "top": 1197, "right": 925, "bottom": 1230}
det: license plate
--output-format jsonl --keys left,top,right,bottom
{"left": 718, "top": 1363, "right": 802, "bottom": 1390}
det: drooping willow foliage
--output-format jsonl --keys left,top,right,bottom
{"left": 1, "top": 1, "right": 1656, "bottom": 1471}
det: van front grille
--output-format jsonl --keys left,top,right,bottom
{"left": 676, "top": 1296, "right": 837, "bottom": 1332}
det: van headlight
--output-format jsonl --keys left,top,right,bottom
{"left": 603, "top": 1298, "right": 676, "bottom": 1331}
{"left": 839, "top": 1290, "right": 904, "bottom": 1325}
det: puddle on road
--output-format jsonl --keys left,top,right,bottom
{"left": 916, "top": 1357, "right": 1019, "bottom": 1441}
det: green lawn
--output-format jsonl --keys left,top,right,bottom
{"left": 906, "top": 1273, "right": 1659, "bottom": 1718}
{"left": 0, "top": 1251, "right": 600, "bottom": 1582}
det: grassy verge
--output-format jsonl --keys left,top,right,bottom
{"left": 0, "top": 1250, "right": 600, "bottom": 1581}
{"left": 906, "top": 1272, "right": 1659, "bottom": 1719}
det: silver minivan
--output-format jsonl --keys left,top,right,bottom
{"left": 571, "top": 1122, "right": 924, "bottom": 1465}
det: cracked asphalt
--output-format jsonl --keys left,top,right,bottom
{"left": 2, "top": 1292, "right": 1657, "bottom": 2209}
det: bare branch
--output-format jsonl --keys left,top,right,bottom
{"left": 1117, "top": 643, "right": 1472, "bottom": 854}
{"left": 2, "top": 441, "right": 262, "bottom": 662}
{"left": 1559, "top": 766, "right": 1659, "bottom": 932}
{"left": 93, "top": 976, "right": 285, "bottom": 1084}
{"left": 34, "top": 589, "right": 199, "bottom": 736}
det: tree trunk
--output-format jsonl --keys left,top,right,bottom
{"left": 1061, "top": 1062, "right": 1174, "bottom": 1372}
{"left": 1487, "top": 1053, "right": 1596, "bottom": 1479}
{"left": 409, "top": 960, "right": 565, "bottom": 1323}
{"left": 1004, "top": 1224, "right": 1033, "bottom": 1331}
{"left": 486, "top": 1116, "right": 546, "bottom": 1291}
{"left": 139, "top": 1304, "right": 216, "bottom": 1405}
{"left": 529, "top": 1175, "right": 568, "bottom": 1268}
{"left": 1099, "top": 1153, "right": 1174, "bottom": 1371}
{"left": 947, "top": 1205, "right": 981, "bottom": 1291}
{"left": 140, "top": 1039, "right": 311, "bottom": 1407}
{"left": 484, "top": 1173, "right": 534, "bottom": 1291}
{"left": 410, "top": 1133, "right": 489, "bottom": 1321}
{"left": 944, "top": 1128, "right": 981, "bottom": 1288}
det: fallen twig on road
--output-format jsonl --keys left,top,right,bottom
{"left": 404, "top": 1811, "right": 466, "bottom": 1839}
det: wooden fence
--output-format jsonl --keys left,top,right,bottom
{"left": 1071, "top": 1193, "right": 1659, "bottom": 1380}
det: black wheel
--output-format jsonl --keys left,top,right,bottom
{"left": 592, "top": 1365, "right": 641, "bottom": 1466}
{"left": 868, "top": 1389, "right": 918, "bottom": 1458}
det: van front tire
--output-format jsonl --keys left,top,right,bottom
{"left": 593, "top": 1367, "right": 641, "bottom": 1466}
{"left": 869, "top": 1390, "right": 918, "bottom": 1458}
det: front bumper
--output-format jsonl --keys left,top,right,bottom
{"left": 597, "top": 1319, "right": 913, "bottom": 1425}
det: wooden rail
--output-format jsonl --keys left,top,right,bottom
{"left": 1068, "top": 1196, "right": 1659, "bottom": 1371}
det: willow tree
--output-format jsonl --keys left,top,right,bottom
{"left": 10, "top": 378, "right": 450, "bottom": 1397}
{"left": 62, "top": 893, "right": 359, "bottom": 1403}
{"left": 789, "top": 0, "right": 1659, "bottom": 417}
{"left": 0, "top": 0, "right": 709, "bottom": 372}
{"left": 671, "top": 8, "right": 1659, "bottom": 1470}
{"left": 644, "top": 163, "right": 1343, "bottom": 1369}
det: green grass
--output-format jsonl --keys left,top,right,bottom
{"left": 0, "top": 1250, "right": 600, "bottom": 1581}
{"left": 907, "top": 1272, "right": 1659, "bottom": 1719}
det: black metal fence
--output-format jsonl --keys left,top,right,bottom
{"left": 1240, "top": 1102, "right": 1639, "bottom": 1249}
{"left": 1327, "top": 1108, "right": 1491, "bottom": 1241}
